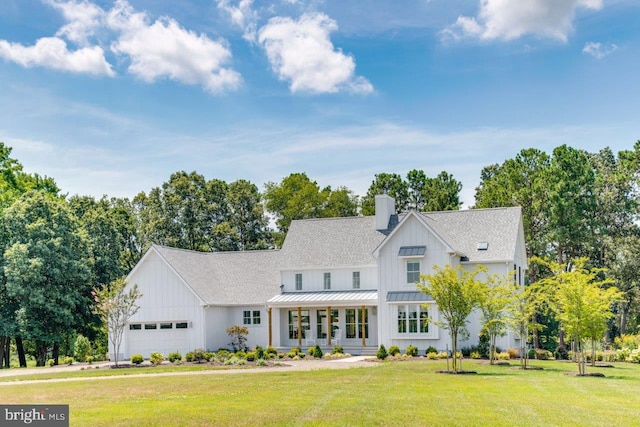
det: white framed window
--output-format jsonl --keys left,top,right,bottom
{"left": 396, "top": 305, "right": 429, "bottom": 334}
{"left": 352, "top": 271, "right": 360, "bottom": 289}
{"left": 175, "top": 322, "right": 188, "bottom": 329}
{"left": 243, "top": 310, "right": 261, "bottom": 325}
{"left": 295, "top": 273, "right": 302, "bottom": 290}
{"left": 160, "top": 322, "right": 173, "bottom": 330}
{"left": 407, "top": 260, "right": 421, "bottom": 283}
{"left": 288, "top": 310, "right": 310, "bottom": 340}
{"left": 129, "top": 324, "right": 142, "bottom": 330}
{"left": 144, "top": 323, "right": 157, "bottom": 330}
{"left": 324, "top": 272, "right": 331, "bottom": 290}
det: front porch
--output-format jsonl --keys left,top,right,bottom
{"left": 266, "top": 290, "right": 379, "bottom": 351}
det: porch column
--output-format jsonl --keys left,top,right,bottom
{"left": 268, "top": 307, "right": 272, "bottom": 347}
{"left": 297, "top": 307, "right": 302, "bottom": 348}
{"left": 361, "top": 305, "right": 366, "bottom": 347}
{"left": 327, "top": 306, "right": 332, "bottom": 347}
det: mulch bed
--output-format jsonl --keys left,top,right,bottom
{"left": 436, "top": 370, "right": 477, "bottom": 375}
{"left": 564, "top": 372, "right": 606, "bottom": 377}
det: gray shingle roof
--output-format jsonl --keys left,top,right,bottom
{"left": 152, "top": 245, "right": 281, "bottom": 305}
{"left": 421, "top": 207, "right": 522, "bottom": 262}
{"left": 279, "top": 216, "right": 387, "bottom": 269}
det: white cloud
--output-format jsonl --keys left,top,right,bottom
{"left": 0, "top": 37, "right": 114, "bottom": 76}
{"left": 216, "top": 0, "right": 259, "bottom": 42}
{"left": 45, "top": 0, "right": 105, "bottom": 45}
{"left": 108, "top": 0, "right": 241, "bottom": 93}
{"left": 583, "top": 41, "right": 618, "bottom": 59}
{"left": 442, "top": 0, "right": 604, "bottom": 43}
{"left": 258, "top": 13, "right": 373, "bottom": 94}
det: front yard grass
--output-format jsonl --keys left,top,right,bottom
{"left": 1, "top": 359, "right": 639, "bottom": 426}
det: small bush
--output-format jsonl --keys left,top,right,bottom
{"left": 312, "top": 345, "right": 323, "bottom": 358}
{"left": 425, "top": 346, "right": 437, "bottom": 356}
{"left": 507, "top": 348, "right": 519, "bottom": 359}
{"left": 278, "top": 352, "right": 286, "bottom": 359}
{"left": 186, "top": 349, "right": 208, "bottom": 363}
{"left": 85, "top": 355, "right": 94, "bottom": 364}
{"left": 437, "top": 352, "right": 448, "bottom": 359}
{"left": 332, "top": 346, "right": 344, "bottom": 355}
{"left": 496, "top": 352, "right": 511, "bottom": 360}
{"left": 256, "top": 358, "right": 268, "bottom": 367}
{"left": 150, "top": 352, "right": 164, "bottom": 365}
{"left": 168, "top": 352, "right": 182, "bottom": 363}
{"left": 216, "top": 349, "right": 231, "bottom": 361}
{"left": 245, "top": 351, "right": 256, "bottom": 361}
{"left": 377, "top": 344, "right": 388, "bottom": 360}
{"left": 265, "top": 346, "right": 278, "bottom": 356}
{"left": 62, "top": 356, "right": 74, "bottom": 366}
{"left": 470, "top": 351, "right": 481, "bottom": 359}
{"left": 47, "top": 359, "right": 55, "bottom": 367}
{"left": 387, "top": 345, "right": 400, "bottom": 356}
{"left": 255, "top": 346, "right": 265, "bottom": 360}
{"left": 405, "top": 345, "right": 418, "bottom": 357}
{"left": 535, "top": 349, "right": 550, "bottom": 360}
{"left": 528, "top": 349, "right": 536, "bottom": 359}
{"left": 427, "top": 352, "right": 438, "bottom": 360}
{"left": 307, "top": 347, "right": 315, "bottom": 356}
{"left": 130, "top": 354, "right": 144, "bottom": 365}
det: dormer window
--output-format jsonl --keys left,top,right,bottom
{"left": 477, "top": 242, "right": 489, "bottom": 251}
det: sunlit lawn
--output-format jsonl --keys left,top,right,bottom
{"left": 1, "top": 359, "right": 639, "bottom": 426}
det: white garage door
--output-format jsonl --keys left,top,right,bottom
{"left": 127, "top": 322, "right": 189, "bottom": 359}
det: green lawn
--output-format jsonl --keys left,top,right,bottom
{"left": 1, "top": 360, "right": 639, "bottom": 426}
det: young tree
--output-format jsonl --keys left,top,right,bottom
{"left": 505, "top": 284, "right": 542, "bottom": 369}
{"left": 478, "top": 272, "right": 514, "bottom": 365}
{"left": 226, "top": 325, "right": 249, "bottom": 352}
{"left": 92, "top": 277, "right": 142, "bottom": 367}
{"left": 533, "top": 257, "right": 622, "bottom": 375}
{"left": 418, "top": 264, "right": 485, "bottom": 372}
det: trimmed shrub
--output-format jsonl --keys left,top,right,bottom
{"left": 130, "top": 354, "right": 144, "bottom": 365}
{"left": 388, "top": 345, "right": 401, "bottom": 356}
{"left": 405, "top": 345, "right": 418, "bottom": 357}
{"left": 535, "top": 349, "right": 550, "bottom": 360}
{"left": 312, "top": 345, "right": 323, "bottom": 358}
{"left": 528, "top": 349, "right": 536, "bottom": 359}
{"left": 332, "top": 346, "right": 344, "bottom": 355}
{"left": 46, "top": 359, "right": 55, "bottom": 367}
{"left": 150, "top": 352, "right": 164, "bottom": 365}
{"left": 168, "top": 352, "right": 182, "bottom": 363}
{"left": 555, "top": 346, "right": 569, "bottom": 360}
{"left": 256, "top": 358, "right": 268, "bottom": 367}
{"left": 245, "top": 351, "right": 256, "bottom": 361}
{"left": 426, "top": 352, "right": 438, "bottom": 360}
{"left": 377, "top": 344, "right": 388, "bottom": 360}
{"left": 470, "top": 351, "right": 481, "bottom": 359}
{"left": 425, "top": 346, "right": 437, "bottom": 356}
{"left": 436, "top": 352, "right": 448, "bottom": 359}
{"left": 496, "top": 352, "right": 511, "bottom": 360}
{"left": 265, "top": 346, "right": 278, "bottom": 356}
{"left": 186, "top": 349, "right": 208, "bottom": 363}
{"left": 255, "top": 346, "right": 265, "bottom": 360}
{"left": 63, "top": 356, "right": 74, "bottom": 366}
{"left": 507, "top": 348, "right": 519, "bottom": 359}
{"left": 85, "top": 355, "right": 94, "bottom": 364}
{"left": 278, "top": 352, "right": 286, "bottom": 359}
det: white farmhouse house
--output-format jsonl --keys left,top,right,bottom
{"left": 115, "top": 194, "right": 527, "bottom": 359}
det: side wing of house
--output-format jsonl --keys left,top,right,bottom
{"left": 117, "top": 248, "right": 206, "bottom": 360}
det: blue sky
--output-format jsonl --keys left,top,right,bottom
{"left": 1, "top": 0, "right": 638, "bottom": 208}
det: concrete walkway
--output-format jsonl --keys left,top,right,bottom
{"left": 0, "top": 356, "right": 378, "bottom": 387}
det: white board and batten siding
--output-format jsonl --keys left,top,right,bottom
{"left": 281, "top": 266, "right": 377, "bottom": 293}
{"left": 204, "top": 306, "right": 271, "bottom": 351}
{"left": 377, "top": 214, "right": 457, "bottom": 352}
{"left": 119, "top": 249, "right": 205, "bottom": 359}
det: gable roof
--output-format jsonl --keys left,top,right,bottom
{"left": 279, "top": 216, "right": 387, "bottom": 269}
{"left": 420, "top": 207, "right": 523, "bottom": 263}
{"left": 151, "top": 245, "right": 281, "bottom": 306}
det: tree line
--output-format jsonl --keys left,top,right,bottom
{"left": 0, "top": 140, "right": 639, "bottom": 366}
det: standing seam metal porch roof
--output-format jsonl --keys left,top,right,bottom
{"left": 267, "top": 291, "right": 378, "bottom": 306}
